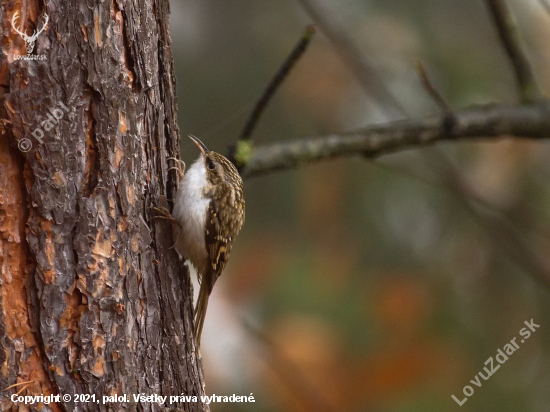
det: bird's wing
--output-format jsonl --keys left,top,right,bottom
{"left": 194, "top": 199, "right": 228, "bottom": 346}
{"left": 204, "top": 199, "right": 229, "bottom": 284}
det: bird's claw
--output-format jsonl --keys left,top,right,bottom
{"left": 148, "top": 206, "right": 177, "bottom": 224}
{"left": 167, "top": 157, "right": 185, "bottom": 181}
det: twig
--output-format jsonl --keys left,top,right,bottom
{"left": 241, "top": 101, "right": 550, "bottom": 178}
{"left": 230, "top": 26, "right": 316, "bottom": 169}
{"left": 297, "top": 0, "right": 407, "bottom": 118}
{"left": 3, "top": 380, "right": 35, "bottom": 391}
{"left": 416, "top": 60, "right": 456, "bottom": 136}
{"left": 239, "top": 26, "right": 316, "bottom": 142}
{"left": 416, "top": 60, "right": 453, "bottom": 115}
{"left": 484, "top": 0, "right": 542, "bottom": 102}
{"left": 15, "top": 383, "right": 32, "bottom": 395}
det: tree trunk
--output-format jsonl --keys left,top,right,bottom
{"left": 1, "top": 1, "right": 207, "bottom": 411}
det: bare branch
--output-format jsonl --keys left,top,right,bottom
{"left": 297, "top": 0, "right": 407, "bottom": 118}
{"left": 239, "top": 26, "right": 316, "bottom": 142}
{"left": 230, "top": 26, "right": 316, "bottom": 170}
{"left": 484, "top": 0, "right": 542, "bottom": 102}
{"left": 241, "top": 102, "right": 550, "bottom": 178}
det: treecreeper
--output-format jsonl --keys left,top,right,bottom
{"left": 155, "top": 135, "right": 245, "bottom": 347}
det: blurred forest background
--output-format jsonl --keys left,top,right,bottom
{"left": 170, "top": 0, "right": 550, "bottom": 411}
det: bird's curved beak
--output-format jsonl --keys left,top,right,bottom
{"left": 188, "top": 135, "right": 210, "bottom": 157}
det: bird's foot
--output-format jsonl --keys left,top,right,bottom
{"left": 167, "top": 157, "right": 185, "bottom": 183}
{"left": 148, "top": 206, "right": 177, "bottom": 224}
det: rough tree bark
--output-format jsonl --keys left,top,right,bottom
{"left": 1, "top": 1, "right": 207, "bottom": 411}
{"left": 1, "top": 0, "right": 548, "bottom": 410}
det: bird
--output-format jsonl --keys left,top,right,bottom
{"left": 169, "top": 135, "right": 245, "bottom": 347}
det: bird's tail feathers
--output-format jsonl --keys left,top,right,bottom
{"left": 194, "top": 283, "right": 210, "bottom": 347}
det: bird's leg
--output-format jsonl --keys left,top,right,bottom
{"left": 167, "top": 157, "right": 185, "bottom": 185}
{"left": 148, "top": 206, "right": 179, "bottom": 225}
{"left": 148, "top": 207, "right": 181, "bottom": 251}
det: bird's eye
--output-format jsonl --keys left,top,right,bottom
{"left": 207, "top": 160, "right": 216, "bottom": 170}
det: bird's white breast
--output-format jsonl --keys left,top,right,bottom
{"left": 172, "top": 156, "right": 210, "bottom": 273}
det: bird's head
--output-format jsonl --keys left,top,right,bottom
{"left": 188, "top": 135, "right": 243, "bottom": 190}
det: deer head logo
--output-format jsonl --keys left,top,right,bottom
{"left": 11, "top": 11, "right": 49, "bottom": 55}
